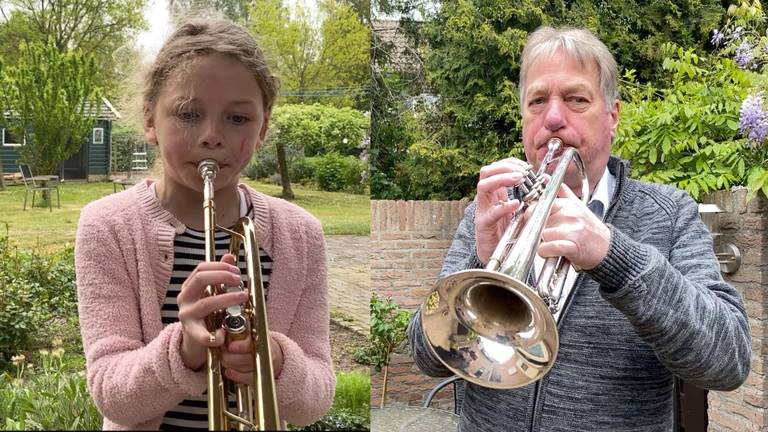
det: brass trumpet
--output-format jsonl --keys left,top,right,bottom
{"left": 199, "top": 159, "right": 280, "bottom": 431}
{"left": 421, "top": 138, "right": 588, "bottom": 389}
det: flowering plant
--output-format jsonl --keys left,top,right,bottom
{"left": 711, "top": 0, "right": 768, "bottom": 198}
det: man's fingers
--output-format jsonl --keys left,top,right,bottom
{"left": 478, "top": 199, "right": 521, "bottom": 230}
{"left": 477, "top": 173, "right": 525, "bottom": 200}
{"left": 479, "top": 159, "right": 530, "bottom": 180}
{"left": 538, "top": 239, "right": 578, "bottom": 259}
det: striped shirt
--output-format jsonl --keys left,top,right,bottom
{"left": 159, "top": 225, "right": 273, "bottom": 431}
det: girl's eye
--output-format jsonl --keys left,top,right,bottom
{"left": 176, "top": 111, "right": 199, "bottom": 121}
{"left": 228, "top": 114, "right": 251, "bottom": 124}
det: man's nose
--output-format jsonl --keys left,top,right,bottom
{"left": 543, "top": 99, "right": 566, "bottom": 131}
{"left": 199, "top": 119, "right": 223, "bottom": 147}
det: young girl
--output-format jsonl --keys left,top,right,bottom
{"left": 75, "top": 17, "right": 334, "bottom": 430}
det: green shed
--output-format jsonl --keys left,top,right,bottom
{"left": 1, "top": 97, "right": 121, "bottom": 181}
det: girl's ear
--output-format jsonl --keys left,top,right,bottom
{"left": 256, "top": 110, "right": 270, "bottom": 149}
{"left": 143, "top": 106, "right": 157, "bottom": 144}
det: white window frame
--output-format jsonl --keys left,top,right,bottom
{"left": 93, "top": 127, "right": 104, "bottom": 144}
{"left": 1, "top": 128, "right": 25, "bottom": 147}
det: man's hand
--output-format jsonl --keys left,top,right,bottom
{"left": 538, "top": 184, "right": 611, "bottom": 270}
{"left": 475, "top": 158, "right": 530, "bottom": 264}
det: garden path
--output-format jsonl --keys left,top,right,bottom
{"left": 326, "top": 235, "right": 369, "bottom": 334}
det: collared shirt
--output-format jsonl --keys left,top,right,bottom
{"left": 533, "top": 166, "right": 616, "bottom": 322}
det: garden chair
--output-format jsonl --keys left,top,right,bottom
{"left": 422, "top": 375, "right": 465, "bottom": 415}
{"left": 19, "top": 164, "right": 60, "bottom": 211}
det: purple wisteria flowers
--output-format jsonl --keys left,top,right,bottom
{"left": 735, "top": 41, "right": 754, "bottom": 69}
{"left": 739, "top": 93, "right": 768, "bottom": 145}
{"left": 711, "top": 29, "right": 725, "bottom": 46}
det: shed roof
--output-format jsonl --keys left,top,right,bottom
{"left": 3, "top": 97, "right": 121, "bottom": 120}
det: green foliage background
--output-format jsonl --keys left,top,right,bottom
{"left": 371, "top": 0, "right": 757, "bottom": 200}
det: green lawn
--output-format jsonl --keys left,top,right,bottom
{"left": 0, "top": 179, "right": 369, "bottom": 253}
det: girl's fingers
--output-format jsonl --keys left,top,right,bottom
{"left": 177, "top": 269, "right": 242, "bottom": 304}
{"left": 184, "top": 324, "right": 226, "bottom": 348}
{"left": 223, "top": 367, "right": 253, "bottom": 385}
{"left": 178, "top": 291, "right": 248, "bottom": 321}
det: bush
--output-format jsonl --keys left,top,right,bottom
{"left": 315, "top": 153, "right": 368, "bottom": 193}
{"left": 289, "top": 157, "right": 320, "bottom": 185}
{"left": 290, "top": 370, "right": 370, "bottom": 431}
{"left": 353, "top": 294, "right": 411, "bottom": 371}
{"left": 0, "top": 235, "right": 77, "bottom": 366}
{"left": 0, "top": 342, "right": 101, "bottom": 430}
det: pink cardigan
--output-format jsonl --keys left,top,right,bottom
{"left": 75, "top": 180, "right": 335, "bottom": 430}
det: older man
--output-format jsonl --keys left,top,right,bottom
{"left": 408, "top": 26, "right": 751, "bottom": 431}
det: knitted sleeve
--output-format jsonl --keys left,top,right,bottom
{"left": 588, "top": 190, "right": 751, "bottom": 390}
{"left": 269, "top": 212, "right": 335, "bottom": 426}
{"left": 75, "top": 202, "right": 206, "bottom": 427}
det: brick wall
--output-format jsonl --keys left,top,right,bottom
{"left": 371, "top": 191, "right": 768, "bottom": 430}
{"left": 705, "top": 188, "right": 767, "bottom": 431}
{"left": 370, "top": 199, "right": 470, "bottom": 409}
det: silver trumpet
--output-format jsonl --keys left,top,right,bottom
{"left": 421, "top": 138, "right": 589, "bottom": 389}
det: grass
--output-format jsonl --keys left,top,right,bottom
{"left": 0, "top": 179, "right": 369, "bottom": 253}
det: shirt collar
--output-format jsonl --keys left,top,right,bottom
{"left": 588, "top": 166, "right": 615, "bottom": 220}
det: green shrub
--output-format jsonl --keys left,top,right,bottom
{"left": 290, "top": 370, "right": 370, "bottom": 431}
{"left": 0, "top": 344, "right": 101, "bottom": 430}
{"left": 315, "top": 153, "right": 367, "bottom": 193}
{"left": 0, "top": 235, "right": 77, "bottom": 366}
{"left": 353, "top": 294, "right": 411, "bottom": 371}
{"left": 289, "top": 157, "right": 320, "bottom": 185}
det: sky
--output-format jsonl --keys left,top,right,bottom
{"left": 135, "top": 0, "right": 319, "bottom": 59}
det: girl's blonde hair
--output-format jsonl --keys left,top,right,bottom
{"left": 142, "top": 17, "right": 280, "bottom": 113}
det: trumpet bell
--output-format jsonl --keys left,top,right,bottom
{"left": 421, "top": 269, "right": 559, "bottom": 389}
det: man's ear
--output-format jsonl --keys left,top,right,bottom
{"left": 143, "top": 106, "right": 157, "bottom": 144}
{"left": 609, "top": 99, "right": 620, "bottom": 140}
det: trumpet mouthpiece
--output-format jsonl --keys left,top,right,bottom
{"left": 547, "top": 138, "right": 562, "bottom": 152}
{"left": 198, "top": 159, "right": 219, "bottom": 178}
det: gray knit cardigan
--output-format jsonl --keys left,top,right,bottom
{"left": 408, "top": 157, "right": 751, "bottom": 432}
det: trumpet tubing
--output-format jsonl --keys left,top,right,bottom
{"left": 199, "top": 159, "right": 280, "bottom": 431}
{"left": 421, "top": 138, "right": 589, "bottom": 389}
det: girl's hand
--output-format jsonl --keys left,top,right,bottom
{"left": 177, "top": 254, "right": 247, "bottom": 371}
{"left": 221, "top": 335, "right": 284, "bottom": 384}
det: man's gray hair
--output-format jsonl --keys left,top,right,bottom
{"left": 519, "top": 27, "right": 619, "bottom": 112}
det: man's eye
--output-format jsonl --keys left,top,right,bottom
{"left": 529, "top": 98, "right": 545, "bottom": 106}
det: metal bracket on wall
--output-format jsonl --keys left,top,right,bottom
{"left": 698, "top": 204, "right": 741, "bottom": 275}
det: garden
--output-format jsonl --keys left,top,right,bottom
{"left": 0, "top": 178, "right": 371, "bottom": 430}
{"left": 0, "top": 0, "right": 373, "bottom": 428}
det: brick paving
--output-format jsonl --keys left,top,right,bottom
{"left": 326, "top": 235, "right": 369, "bottom": 334}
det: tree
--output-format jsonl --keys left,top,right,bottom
{"left": 0, "top": 0, "right": 147, "bottom": 100}
{"left": 169, "top": 0, "right": 252, "bottom": 25}
{"left": 248, "top": 0, "right": 369, "bottom": 199}
{"left": 0, "top": 40, "right": 101, "bottom": 177}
